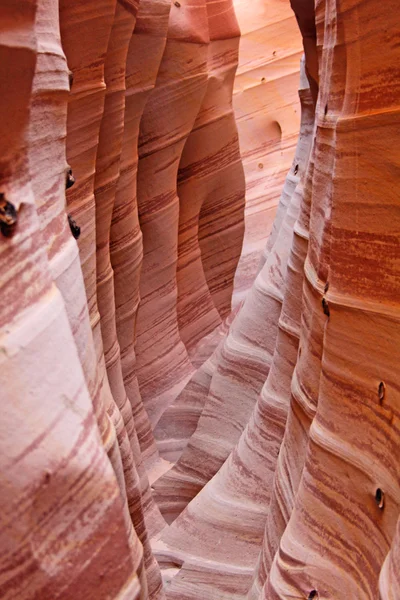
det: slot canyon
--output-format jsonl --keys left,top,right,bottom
{"left": 1, "top": 0, "right": 399, "bottom": 598}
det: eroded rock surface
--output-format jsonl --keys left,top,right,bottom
{"left": 2, "top": 1, "right": 399, "bottom": 600}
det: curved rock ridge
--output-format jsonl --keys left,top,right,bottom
{"left": 134, "top": 0, "right": 210, "bottom": 430}
{"left": 92, "top": 1, "right": 165, "bottom": 595}
{"left": 0, "top": 1, "right": 141, "bottom": 598}
{"left": 110, "top": 0, "right": 171, "bottom": 474}
{"left": 152, "top": 58, "right": 311, "bottom": 524}
{"left": 153, "top": 0, "right": 245, "bottom": 468}
{"left": 248, "top": 83, "right": 319, "bottom": 600}
{"left": 175, "top": 0, "right": 244, "bottom": 357}
{"left": 260, "top": 1, "right": 400, "bottom": 598}
{"left": 60, "top": 0, "right": 164, "bottom": 595}
{"left": 154, "top": 310, "right": 237, "bottom": 467}
{"left": 192, "top": 0, "right": 245, "bottom": 325}
{"left": 153, "top": 60, "right": 315, "bottom": 600}
{"left": 248, "top": 6, "right": 319, "bottom": 592}
{"left": 4, "top": 1, "right": 399, "bottom": 600}
{"left": 232, "top": 0, "right": 303, "bottom": 307}
{"left": 152, "top": 0, "right": 302, "bottom": 505}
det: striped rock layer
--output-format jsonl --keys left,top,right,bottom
{"left": 259, "top": 1, "right": 400, "bottom": 599}
{"left": 154, "top": 60, "right": 315, "bottom": 600}
{"left": 0, "top": 1, "right": 142, "bottom": 598}
{"left": 152, "top": 59, "right": 311, "bottom": 523}
{"left": 160, "top": 0, "right": 400, "bottom": 599}
{"left": 2, "top": 1, "right": 399, "bottom": 600}
{"left": 0, "top": 0, "right": 250, "bottom": 598}
{"left": 152, "top": 0, "right": 302, "bottom": 489}
{"left": 232, "top": 0, "right": 303, "bottom": 307}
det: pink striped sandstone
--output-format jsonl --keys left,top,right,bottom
{"left": 60, "top": 0, "right": 161, "bottom": 595}
{"left": 152, "top": 62, "right": 311, "bottom": 525}
{"left": 134, "top": 0, "right": 209, "bottom": 429}
{"left": 156, "top": 2, "right": 400, "bottom": 598}
{"left": 60, "top": 0, "right": 123, "bottom": 473}
{"left": 258, "top": 1, "right": 400, "bottom": 598}
{"left": 175, "top": 0, "right": 244, "bottom": 357}
{"left": 0, "top": 1, "right": 140, "bottom": 597}
{"left": 152, "top": 0, "right": 302, "bottom": 495}
{"left": 153, "top": 0, "right": 245, "bottom": 466}
{"left": 154, "top": 311, "right": 236, "bottom": 466}
{"left": 153, "top": 62, "right": 314, "bottom": 600}
{"left": 248, "top": 9, "right": 319, "bottom": 594}
{"left": 33, "top": 0, "right": 147, "bottom": 590}
{"left": 110, "top": 0, "right": 171, "bottom": 475}
{"left": 248, "top": 88, "right": 318, "bottom": 600}
{"left": 4, "top": 2, "right": 399, "bottom": 600}
{"left": 190, "top": 0, "right": 245, "bottom": 324}
{"left": 231, "top": 0, "right": 302, "bottom": 307}
{"left": 92, "top": 1, "right": 165, "bottom": 595}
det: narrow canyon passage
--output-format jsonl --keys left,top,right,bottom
{"left": 0, "top": 1, "right": 399, "bottom": 600}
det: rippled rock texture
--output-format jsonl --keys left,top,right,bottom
{"left": 1, "top": 0, "right": 399, "bottom": 599}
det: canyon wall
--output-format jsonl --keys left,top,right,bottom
{"left": 232, "top": 0, "right": 302, "bottom": 305}
{"left": 1, "top": 1, "right": 399, "bottom": 600}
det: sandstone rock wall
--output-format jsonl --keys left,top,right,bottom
{"left": 152, "top": 0, "right": 302, "bottom": 477}
{"left": 0, "top": 0, "right": 247, "bottom": 597}
{"left": 0, "top": 1, "right": 143, "bottom": 597}
{"left": 232, "top": 0, "right": 303, "bottom": 305}
{"left": 1, "top": 1, "right": 399, "bottom": 600}
{"left": 157, "top": 0, "right": 400, "bottom": 599}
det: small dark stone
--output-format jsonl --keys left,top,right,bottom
{"left": 0, "top": 194, "right": 18, "bottom": 238}
{"left": 322, "top": 297, "right": 330, "bottom": 318}
{"left": 378, "top": 381, "right": 385, "bottom": 404}
{"left": 68, "top": 214, "right": 81, "bottom": 240}
{"left": 375, "top": 488, "right": 384, "bottom": 510}
{"left": 66, "top": 168, "right": 75, "bottom": 190}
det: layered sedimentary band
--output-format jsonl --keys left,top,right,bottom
{"left": 2, "top": 1, "right": 399, "bottom": 600}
